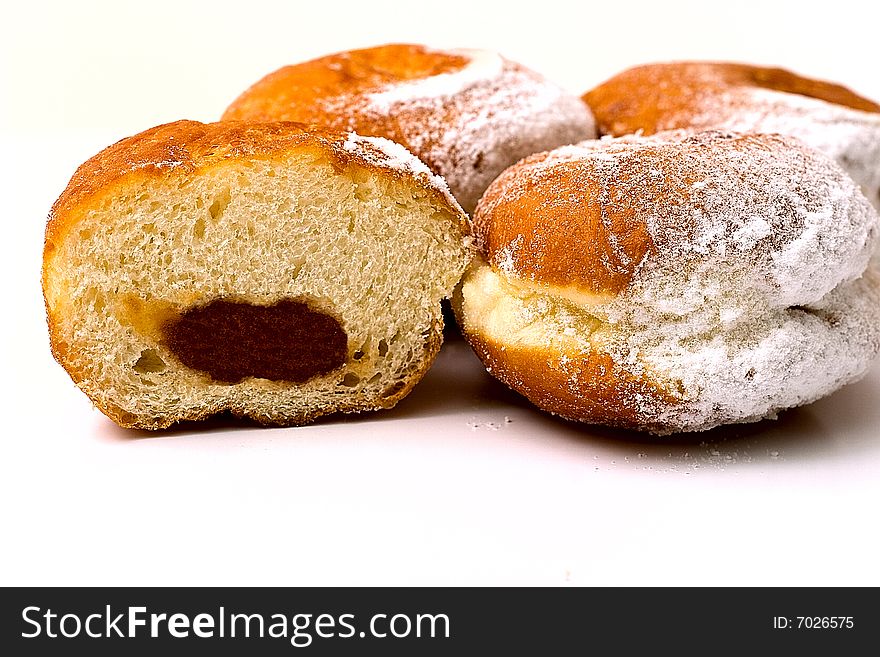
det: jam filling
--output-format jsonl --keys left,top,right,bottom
{"left": 164, "top": 299, "right": 347, "bottom": 384}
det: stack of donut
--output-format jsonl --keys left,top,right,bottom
{"left": 43, "top": 46, "right": 880, "bottom": 434}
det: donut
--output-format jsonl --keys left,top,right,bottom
{"left": 43, "top": 120, "right": 473, "bottom": 429}
{"left": 223, "top": 43, "right": 596, "bottom": 214}
{"left": 583, "top": 62, "right": 880, "bottom": 209}
{"left": 454, "top": 130, "right": 880, "bottom": 434}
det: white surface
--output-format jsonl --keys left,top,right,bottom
{"left": 2, "top": 0, "right": 879, "bottom": 586}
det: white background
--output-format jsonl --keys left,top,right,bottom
{"left": 2, "top": 0, "right": 879, "bottom": 585}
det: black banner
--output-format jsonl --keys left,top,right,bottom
{"left": 1, "top": 587, "right": 875, "bottom": 654}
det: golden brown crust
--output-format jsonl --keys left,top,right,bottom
{"left": 222, "top": 45, "right": 470, "bottom": 175}
{"left": 474, "top": 130, "right": 839, "bottom": 298}
{"left": 459, "top": 323, "right": 678, "bottom": 432}
{"left": 473, "top": 151, "right": 661, "bottom": 297}
{"left": 224, "top": 44, "right": 469, "bottom": 125}
{"left": 472, "top": 132, "right": 780, "bottom": 297}
{"left": 584, "top": 62, "right": 880, "bottom": 137}
{"left": 221, "top": 44, "right": 597, "bottom": 216}
{"left": 46, "top": 120, "right": 465, "bottom": 255}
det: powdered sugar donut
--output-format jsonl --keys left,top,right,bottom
{"left": 454, "top": 130, "right": 880, "bottom": 434}
{"left": 224, "top": 44, "right": 596, "bottom": 214}
{"left": 583, "top": 62, "right": 880, "bottom": 209}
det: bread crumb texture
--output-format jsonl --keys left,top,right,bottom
{"left": 43, "top": 120, "right": 473, "bottom": 429}
{"left": 458, "top": 130, "right": 880, "bottom": 434}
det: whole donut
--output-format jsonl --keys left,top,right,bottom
{"left": 454, "top": 130, "right": 880, "bottom": 434}
{"left": 584, "top": 62, "right": 880, "bottom": 209}
{"left": 224, "top": 43, "right": 596, "bottom": 214}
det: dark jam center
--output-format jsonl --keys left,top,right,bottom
{"left": 164, "top": 299, "right": 347, "bottom": 384}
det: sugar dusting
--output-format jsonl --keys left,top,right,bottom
{"left": 367, "top": 49, "right": 505, "bottom": 110}
{"left": 667, "top": 86, "right": 880, "bottom": 210}
{"left": 589, "top": 442, "right": 786, "bottom": 476}
{"left": 359, "top": 49, "right": 595, "bottom": 213}
{"left": 130, "top": 158, "right": 185, "bottom": 170}
{"left": 341, "top": 132, "right": 463, "bottom": 212}
{"left": 471, "top": 130, "right": 880, "bottom": 433}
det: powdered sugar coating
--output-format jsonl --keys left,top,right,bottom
{"left": 679, "top": 88, "right": 880, "bottom": 210}
{"left": 497, "top": 131, "right": 877, "bottom": 312}
{"left": 341, "top": 132, "right": 463, "bottom": 212}
{"left": 635, "top": 268, "right": 880, "bottom": 432}
{"left": 225, "top": 45, "right": 596, "bottom": 214}
{"left": 464, "top": 130, "right": 880, "bottom": 433}
{"left": 366, "top": 50, "right": 594, "bottom": 214}
{"left": 586, "top": 63, "right": 880, "bottom": 210}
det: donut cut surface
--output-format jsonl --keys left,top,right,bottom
{"left": 43, "top": 120, "right": 473, "bottom": 429}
